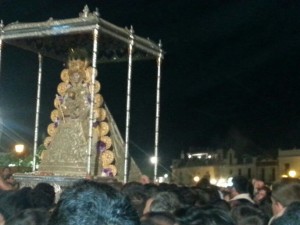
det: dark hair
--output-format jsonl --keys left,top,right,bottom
{"left": 175, "top": 206, "right": 235, "bottom": 225}
{"left": 231, "top": 204, "right": 268, "bottom": 225}
{"left": 0, "top": 187, "right": 32, "bottom": 220}
{"left": 141, "top": 211, "right": 175, "bottom": 225}
{"left": 48, "top": 179, "right": 140, "bottom": 225}
{"left": 272, "top": 182, "right": 300, "bottom": 207}
{"left": 121, "top": 181, "right": 147, "bottom": 217}
{"left": 232, "top": 176, "right": 252, "bottom": 194}
{"left": 5, "top": 208, "right": 49, "bottom": 225}
{"left": 30, "top": 182, "right": 55, "bottom": 209}
{"left": 271, "top": 201, "right": 300, "bottom": 225}
{"left": 150, "top": 191, "right": 181, "bottom": 214}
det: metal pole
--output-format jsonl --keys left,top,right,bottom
{"left": 32, "top": 53, "right": 43, "bottom": 171}
{"left": 154, "top": 41, "right": 163, "bottom": 182}
{"left": 0, "top": 21, "right": 3, "bottom": 80}
{"left": 87, "top": 24, "right": 99, "bottom": 175}
{"left": 124, "top": 26, "right": 134, "bottom": 183}
{"left": 0, "top": 22, "right": 3, "bottom": 148}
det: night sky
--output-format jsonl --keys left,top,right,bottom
{"left": 1, "top": 0, "right": 300, "bottom": 175}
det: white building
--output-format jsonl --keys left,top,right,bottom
{"left": 172, "top": 148, "right": 280, "bottom": 186}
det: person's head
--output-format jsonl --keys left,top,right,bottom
{"left": 231, "top": 204, "right": 268, "bottom": 225}
{"left": 0, "top": 187, "right": 33, "bottom": 221}
{"left": 30, "top": 183, "right": 55, "bottom": 210}
{"left": 252, "top": 179, "right": 265, "bottom": 191}
{"left": 149, "top": 191, "right": 181, "bottom": 214}
{"left": 271, "top": 181, "right": 300, "bottom": 216}
{"left": 5, "top": 208, "right": 49, "bottom": 225}
{"left": 271, "top": 201, "right": 300, "bottom": 225}
{"left": 175, "top": 206, "right": 235, "bottom": 225}
{"left": 141, "top": 212, "right": 175, "bottom": 225}
{"left": 254, "top": 186, "right": 271, "bottom": 204}
{"left": 121, "top": 182, "right": 147, "bottom": 217}
{"left": 230, "top": 176, "right": 252, "bottom": 198}
{"left": 48, "top": 179, "right": 139, "bottom": 225}
{"left": 2, "top": 167, "right": 12, "bottom": 177}
{"left": 176, "top": 187, "right": 199, "bottom": 207}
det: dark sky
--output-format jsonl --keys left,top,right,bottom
{"left": 1, "top": 0, "right": 300, "bottom": 175}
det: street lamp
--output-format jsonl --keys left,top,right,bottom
{"left": 15, "top": 144, "right": 25, "bottom": 154}
{"left": 193, "top": 176, "right": 200, "bottom": 183}
{"left": 150, "top": 156, "right": 158, "bottom": 164}
{"left": 288, "top": 170, "right": 297, "bottom": 178}
{"left": 15, "top": 144, "right": 25, "bottom": 168}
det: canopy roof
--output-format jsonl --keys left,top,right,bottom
{"left": 1, "top": 6, "right": 163, "bottom": 63}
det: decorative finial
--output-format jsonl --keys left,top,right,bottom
{"left": 130, "top": 25, "right": 134, "bottom": 34}
{"left": 93, "top": 8, "right": 100, "bottom": 17}
{"left": 129, "top": 26, "right": 134, "bottom": 43}
{"left": 80, "top": 5, "right": 90, "bottom": 17}
{"left": 158, "top": 40, "right": 162, "bottom": 48}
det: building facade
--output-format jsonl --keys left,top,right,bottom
{"left": 171, "top": 148, "right": 284, "bottom": 186}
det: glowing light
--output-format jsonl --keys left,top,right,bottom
{"left": 288, "top": 170, "right": 297, "bottom": 178}
{"left": 15, "top": 144, "right": 24, "bottom": 154}
{"left": 217, "top": 178, "right": 227, "bottom": 187}
{"left": 281, "top": 174, "right": 288, "bottom": 178}
{"left": 210, "top": 178, "right": 217, "bottom": 184}
{"left": 164, "top": 173, "right": 168, "bottom": 178}
{"left": 150, "top": 156, "right": 158, "bottom": 164}
{"left": 193, "top": 176, "right": 200, "bottom": 182}
{"left": 227, "top": 177, "right": 233, "bottom": 187}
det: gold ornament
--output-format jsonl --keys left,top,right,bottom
{"left": 50, "top": 109, "right": 60, "bottom": 122}
{"left": 99, "top": 108, "right": 107, "bottom": 121}
{"left": 68, "top": 59, "right": 89, "bottom": 71}
{"left": 47, "top": 123, "right": 57, "bottom": 136}
{"left": 60, "top": 69, "right": 69, "bottom": 82}
{"left": 57, "top": 82, "right": 69, "bottom": 96}
{"left": 89, "top": 80, "right": 101, "bottom": 93}
{"left": 100, "top": 136, "right": 112, "bottom": 149}
{"left": 44, "top": 136, "right": 52, "bottom": 148}
{"left": 101, "top": 150, "right": 115, "bottom": 166}
{"left": 94, "top": 94, "right": 103, "bottom": 107}
{"left": 54, "top": 98, "right": 61, "bottom": 109}
{"left": 98, "top": 122, "right": 109, "bottom": 136}
{"left": 103, "top": 164, "right": 117, "bottom": 176}
{"left": 94, "top": 108, "right": 106, "bottom": 121}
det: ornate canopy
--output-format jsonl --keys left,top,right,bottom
{"left": 1, "top": 6, "right": 163, "bottom": 63}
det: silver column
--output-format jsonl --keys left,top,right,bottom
{"left": 154, "top": 41, "right": 163, "bottom": 182}
{"left": 0, "top": 21, "right": 3, "bottom": 80}
{"left": 32, "top": 53, "right": 43, "bottom": 171}
{"left": 87, "top": 24, "right": 99, "bottom": 175}
{"left": 124, "top": 27, "right": 134, "bottom": 183}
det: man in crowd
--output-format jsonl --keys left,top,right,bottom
{"left": 269, "top": 181, "right": 300, "bottom": 224}
{"left": 229, "top": 175, "right": 255, "bottom": 208}
{"left": 48, "top": 179, "right": 140, "bottom": 225}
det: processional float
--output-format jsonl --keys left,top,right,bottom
{"left": 0, "top": 6, "right": 163, "bottom": 187}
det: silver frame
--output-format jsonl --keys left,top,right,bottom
{"left": 0, "top": 6, "right": 164, "bottom": 182}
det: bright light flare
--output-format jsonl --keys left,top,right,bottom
{"left": 288, "top": 170, "right": 297, "bottom": 178}
{"left": 15, "top": 144, "right": 25, "bottom": 154}
{"left": 150, "top": 156, "right": 158, "bottom": 164}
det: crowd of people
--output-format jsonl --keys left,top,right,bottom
{"left": 0, "top": 168, "right": 300, "bottom": 225}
